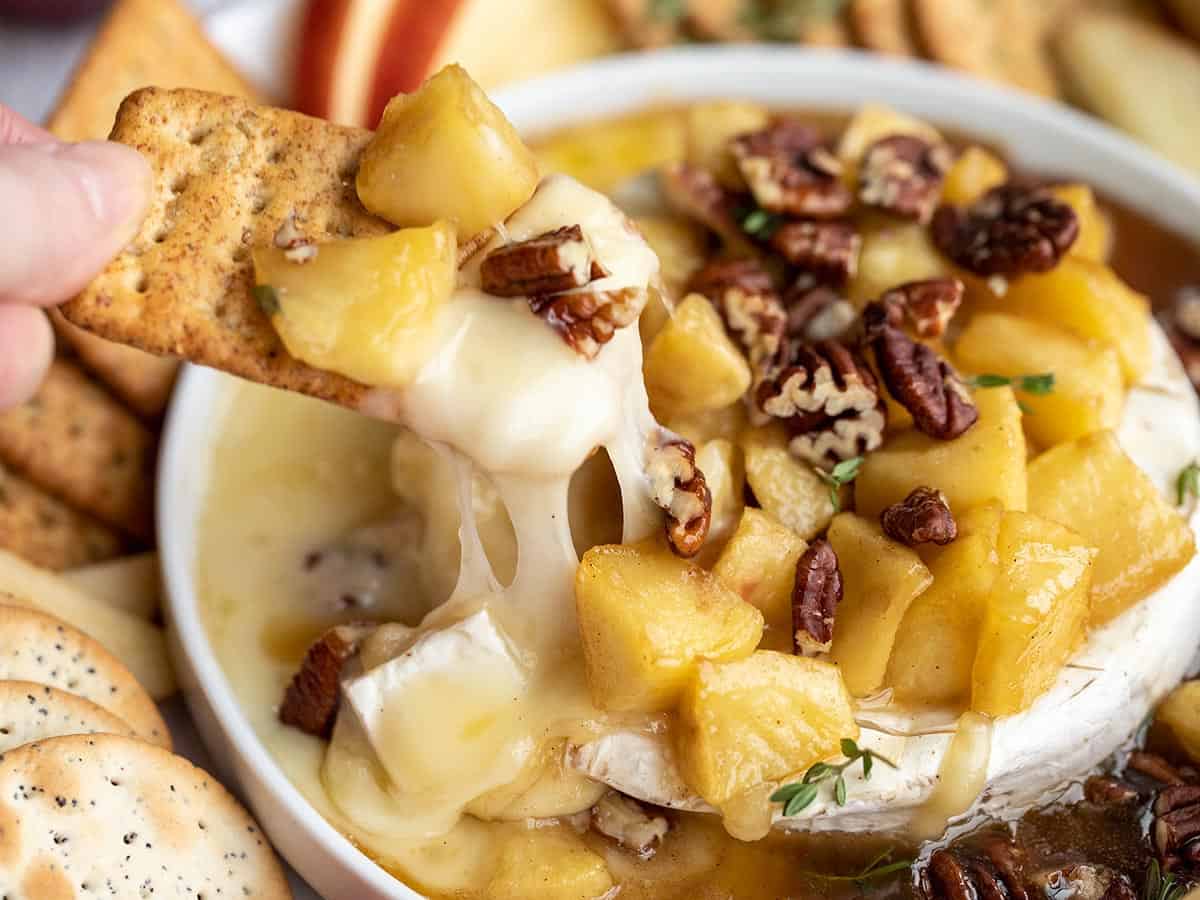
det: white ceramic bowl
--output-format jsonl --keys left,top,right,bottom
{"left": 160, "top": 46, "right": 1200, "bottom": 900}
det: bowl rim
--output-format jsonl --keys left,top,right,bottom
{"left": 159, "top": 45, "right": 1200, "bottom": 899}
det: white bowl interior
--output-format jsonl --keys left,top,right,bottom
{"left": 159, "top": 46, "right": 1200, "bottom": 900}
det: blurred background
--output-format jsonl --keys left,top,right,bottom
{"left": 2, "top": 0, "right": 1198, "bottom": 175}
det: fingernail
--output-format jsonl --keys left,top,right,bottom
{"left": 50, "top": 141, "right": 153, "bottom": 241}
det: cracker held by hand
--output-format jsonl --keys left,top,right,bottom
{"left": 61, "top": 88, "right": 392, "bottom": 408}
{"left": 0, "top": 734, "right": 291, "bottom": 900}
{"left": 0, "top": 680, "right": 135, "bottom": 754}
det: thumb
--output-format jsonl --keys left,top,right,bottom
{"left": 0, "top": 140, "right": 152, "bottom": 306}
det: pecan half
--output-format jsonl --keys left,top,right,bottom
{"left": 769, "top": 220, "right": 860, "bottom": 286}
{"left": 481, "top": 225, "right": 597, "bottom": 297}
{"left": 591, "top": 791, "right": 669, "bottom": 857}
{"left": 755, "top": 339, "right": 886, "bottom": 467}
{"left": 864, "top": 300, "right": 978, "bottom": 440}
{"left": 529, "top": 286, "right": 646, "bottom": 360}
{"left": 279, "top": 623, "right": 374, "bottom": 738}
{"left": 646, "top": 436, "right": 712, "bottom": 558}
{"left": 732, "top": 124, "right": 852, "bottom": 219}
{"left": 1154, "top": 784, "right": 1200, "bottom": 862}
{"left": 881, "top": 277, "right": 964, "bottom": 339}
{"left": 792, "top": 539, "right": 841, "bottom": 656}
{"left": 924, "top": 835, "right": 1033, "bottom": 900}
{"left": 858, "top": 135, "right": 953, "bottom": 224}
{"left": 661, "top": 161, "right": 752, "bottom": 248}
{"left": 931, "top": 184, "right": 1079, "bottom": 276}
{"left": 689, "top": 258, "right": 786, "bottom": 369}
{"left": 881, "top": 487, "right": 957, "bottom": 546}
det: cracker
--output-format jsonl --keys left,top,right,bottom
{"left": 851, "top": 0, "right": 920, "bottom": 55}
{"left": 51, "top": 311, "right": 180, "bottom": 420}
{"left": 0, "top": 601, "right": 169, "bottom": 746}
{"left": 0, "top": 680, "right": 134, "bottom": 754}
{"left": 1165, "top": 0, "right": 1200, "bottom": 40}
{"left": 0, "top": 557, "right": 174, "bottom": 700}
{"left": 0, "top": 358, "right": 154, "bottom": 539}
{"left": 0, "top": 734, "right": 291, "bottom": 900}
{"left": 0, "top": 466, "right": 124, "bottom": 571}
{"left": 62, "top": 88, "right": 390, "bottom": 409}
{"left": 1057, "top": 11, "right": 1200, "bottom": 175}
{"left": 912, "top": 0, "right": 1063, "bottom": 97}
{"left": 63, "top": 552, "right": 160, "bottom": 620}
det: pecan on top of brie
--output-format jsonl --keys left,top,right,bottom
{"left": 645, "top": 435, "right": 713, "bottom": 558}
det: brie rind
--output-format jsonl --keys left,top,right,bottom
{"left": 571, "top": 325, "right": 1200, "bottom": 832}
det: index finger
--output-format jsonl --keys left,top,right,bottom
{"left": 0, "top": 104, "right": 55, "bottom": 146}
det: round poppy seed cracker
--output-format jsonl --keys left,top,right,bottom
{"left": 0, "top": 680, "right": 134, "bottom": 753}
{"left": 0, "top": 734, "right": 291, "bottom": 899}
{"left": 0, "top": 604, "right": 169, "bottom": 748}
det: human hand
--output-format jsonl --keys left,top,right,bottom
{"left": 0, "top": 103, "right": 151, "bottom": 409}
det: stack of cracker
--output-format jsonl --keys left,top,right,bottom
{"left": 0, "top": 0, "right": 258, "bottom": 579}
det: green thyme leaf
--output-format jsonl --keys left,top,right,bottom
{"left": 862, "top": 752, "right": 874, "bottom": 779}
{"left": 834, "top": 775, "right": 847, "bottom": 806}
{"left": 1177, "top": 461, "right": 1200, "bottom": 507}
{"left": 741, "top": 208, "right": 782, "bottom": 239}
{"left": 967, "top": 372, "right": 1055, "bottom": 395}
{"left": 816, "top": 456, "right": 864, "bottom": 514}
{"left": 840, "top": 738, "right": 860, "bottom": 758}
{"left": 254, "top": 284, "right": 280, "bottom": 317}
{"left": 1143, "top": 860, "right": 1188, "bottom": 900}
{"left": 968, "top": 373, "right": 1012, "bottom": 388}
{"left": 782, "top": 782, "right": 819, "bottom": 816}
{"left": 803, "top": 762, "right": 833, "bottom": 784}
{"left": 1017, "top": 400, "right": 1035, "bottom": 416}
{"left": 801, "top": 849, "right": 915, "bottom": 884}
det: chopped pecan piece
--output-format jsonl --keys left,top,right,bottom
{"left": 591, "top": 791, "right": 669, "bottom": 857}
{"left": 864, "top": 300, "right": 978, "bottom": 440}
{"left": 858, "top": 135, "right": 953, "bottom": 224}
{"left": 1130, "top": 751, "right": 1191, "bottom": 786}
{"left": 923, "top": 835, "right": 1033, "bottom": 900}
{"left": 931, "top": 184, "right": 1079, "bottom": 277}
{"left": 481, "top": 225, "right": 597, "bottom": 297}
{"left": 1154, "top": 784, "right": 1200, "bottom": 862}
{"left": 279, "top": 623, "right": 374, "bottom": 738}
{"left": 881, "top": 487, "right": 957, "bottom": 546}
{"left": 661, "top": 161, "right": 753, "bottom": 247}
{"left": 529, "top": 286, "right": 646, "bottom": 360}
{"left": 755, "top": 339, "right": 886, "bottom": 468}
{"left": 792, "top": 538, "right": 841, "bottom": 656}
{"left": 1083, "top": 775, "right": 1140, "bottom": 806}
{"left": 732, "top": 124, "right": 852, "bottom": 219}
{"left": 769, "top": 220, "right": 860, "bottom": 286}
{"left": 881, "top": 277, "right": 964, "bottom": 339}
{"left": 688, "top": 258, "right": 786, "bottom": 368}
{"left": 646, "top": 436, "right": 712, "bottom": 558}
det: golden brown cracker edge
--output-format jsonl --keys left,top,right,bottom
{"left": 0, "top": 465, "right": 125, "bottom": 571}
{"left": 62, "top": 88, "right": 388, "bottom": 409}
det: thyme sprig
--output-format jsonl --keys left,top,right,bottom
{"left": 804, "top": 848, "right": 914, "bottom": 886}
{"left": 815, "top": 456, "right": 863, "bottom": 513}
{"left": 739, "top": 206, "right": 783, "bottom": 240}
{"left": 967, "top": 372, "right": 1056, "bottom": 395}
{"left": 1177, "top": 460, "right": 1200, "bottom": 507}
{"left": 770, "top": 738, "right": 897, "bottom": 816}
{"left": 1144, "top": 860, "right": 1189, "bottom": 900}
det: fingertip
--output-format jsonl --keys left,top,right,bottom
{"left": 53, "top": 140, "right": 154, "bottom": 244}
{"left": 0, "top": 305, "right": 53, "bottom": 410}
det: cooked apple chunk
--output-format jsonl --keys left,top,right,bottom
{"left": 1157, "top": 681, "right": 1200, "bottom": 765}
{"left": 488, "top": 830, "right": 614, "bottom": 900}
{"left": 685, "top": 100, "right": 770, "bottom": 188}
{"left": 740, "top": 425, "right": 837, "bottom": 541}
{"left": 887, "top": 502, "right": 1004, "bottom": 706}
{"left": 644, "top": 294, "right": 753, "bottom": 418}
{"left": 856, "top": 386, "right": 1027, "bottom": 519}
{"left": 676, "top": 651, "right": 856, "bottom": 807}
{"left": 1050, "top": 184, "right": 1112, "bottom": 262}
{"left": 1028, "top": 431, "right": 1196, "bottom": 623}
{"left": 827, "top": 513, "right": 933, "bottom": 696}
{"left": 713, "top": 509, "right": 809, "bottom": 652}
{"left": 955, "top": 313, "right": 1123, "bottom": 448}
{"left": 848, "top": 222, "right": 949, "bottom": 307}
{"left": 357, "top": 65, "right": 539, "bottom": 236}
{"left": 253, "top": 223, "right": 456, "bottom": 388}
{"left": 995, "top": 257, "right": 1150, "bottom": 383}
{"left": 941, "top": 146, "right": 1007, "bottom": 206}
{"left": 971, "top": 511, "right": 1096, "bottom": 717}
{"left": 575, "top": 543, "right": 763, "bottom": 713}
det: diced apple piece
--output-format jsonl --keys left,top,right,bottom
{"left": 634, "top": 215, "right": 709, "bottom": 340}
{"left": 848, "top": 222, "right": 949, "bottom": 307}
{"left": 837, "top": 103, "right": 942, "bottom": 184}
{"left": 254, "top": 222, "right": 456, "bottom": 387}
{"left": 685, "top": 100, "right": 770, "bottom": 187}
{"left": 997, "top": 257, "right": 1151, "bottom": 384}
{"left": 713, "top": 509, "right": 809, "bottom": 652}
{"left": 575, "top": 543, "right": 763, "bottom": 713}
{"left": 488, "top": 830, "right": 614, "bottom": 900}
{"left": 1050, "top": 184, "right": 1111, "bottom": 262}
{"left": 695, "top": 438, "right": 745, "bottom": 561}
{"left": 955, "top": 313, "right": 1123, "bottom": 448}
{"left": 740, "top": 424, "right": 837, "bottom": 541}
{"left": 1157, "top": 681, "right": 1200, "bottom": 765}
{"left": 535, "top": 109, "right": 687, "bottom": 194}
{"left": 676, "top": 651, "right": 856, "bottom": 807}
{"left": 856, "top": 386, "right": 1028, "bottom": 518}
{"left": 645, "top": 294, "right": 752, "bottom": 418}
{"left": 827, "top": 513, "right": 933, "bottom": 696}
{"left": 971, "top": 511, "right": 1095, "bottom": 717}
{"left": 886, "top": 502, "right": 1004, "bottom": 706}
{"left": 941, "top": 146, "right": 1007, "bottom": 206}
{"left": 357, "top": 65, "right": 538, "bottom": 236}
{"left": 1027, "top": 431, "right": 1196, "bottom": 623}
{"left": 665, "top": 402, "right": 748, "bottom": 448}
